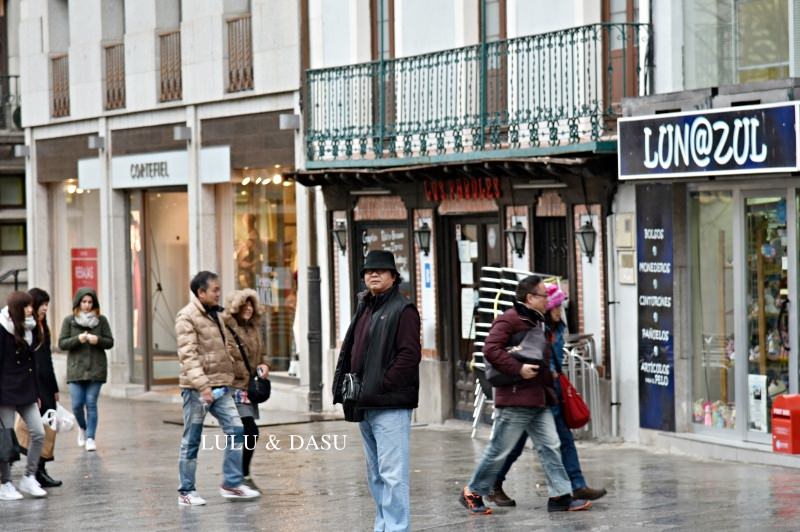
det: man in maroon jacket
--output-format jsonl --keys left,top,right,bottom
{"left": 459, "top": 275, "right": 592, "bottom": 514}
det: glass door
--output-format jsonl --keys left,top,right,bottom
{"left": 743, "top": 194, "right": 790, "bottom": 440}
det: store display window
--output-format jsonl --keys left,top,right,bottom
{"left": 689, "top": 191, "right": 735, "bottom": 429}
{"left": 233, "top": 167, "right": 297, "bottom": 372}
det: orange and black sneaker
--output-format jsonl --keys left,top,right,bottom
{"left": 459, "top": 486, "right": 493, "bottom": 515}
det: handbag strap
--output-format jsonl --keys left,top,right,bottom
{"left": 225, "top": 324, "right": 254, "bottom": 377}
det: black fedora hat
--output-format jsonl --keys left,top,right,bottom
{"left": 360, "top": 250, "right": 398, "bottom": 277}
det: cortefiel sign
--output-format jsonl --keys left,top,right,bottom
{"left": 77, "top": 146, "right": 231, "bottom": 189}
{"left": 618, "top": 103, "right": 799, "bottom": 179}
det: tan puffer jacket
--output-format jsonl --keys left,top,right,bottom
{"left": 176, "top": 293, "right": 234, "bottom": 391}
{"left": 221, "top": 289, "right": 270, "bottom": 389}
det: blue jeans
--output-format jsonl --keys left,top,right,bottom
{"left": 358, "top": 409, "right": 412, "bottom": 532}
{"left": 178, "top": 389, "right": 244, "bottom": 493}
{"left": 69, "top": 380, "right": 103, "bottom": 439}
{"left": 468, "top": 406, "right": 571, "bottom": 498}
{"left": 495, "top": 381, "right": 587, "bottom": 490}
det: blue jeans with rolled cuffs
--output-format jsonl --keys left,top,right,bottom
{"left": 359, "top": 408, "right": 412, "bottom": 532}
{"left": 178, "top": 388, "right": 244, "bottom": 493}
{"left": 69, "top": 380, "right": 103, "bottom": 439}
{"left": 468, "top": 406, "right": 572, "bottom": 498}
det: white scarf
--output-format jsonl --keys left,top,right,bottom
{"left": 75, "top": 311, "right": 100, "bottom": 329}
{"left": 0, "top": 306, "right": 36, "bottom": 345}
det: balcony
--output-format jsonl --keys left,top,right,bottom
{"left": 104, "top": 43, "right": 126, "bottom": 110}
{"left": 226, "top": 15, "right": 253, "bottom": 93}
{"left": 51, "top": 54, "right": 70, "bottom": 118}
{"left": 159, "top": 31, "right": 182, "bottom": 102}
{"left": 0, "top": 75, "right": 20, "bottom": 131}
{"left": 305, "top": 23, "right": 652, "bottom": 168}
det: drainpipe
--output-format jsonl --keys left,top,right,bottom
{"left": 606, "top": 207, "right": 620, "bottom": 439}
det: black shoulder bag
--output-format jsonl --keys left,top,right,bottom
{"left": 226, "top": 325, "right": 271, "bottom": 404}
{"left": 0, "top": 352, "right": 21, "bottom": 462}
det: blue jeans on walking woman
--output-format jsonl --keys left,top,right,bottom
{"left": 468, "top": 406, "right": 572, "bottom": 498}
{"left": 495, "top": 379, "right": 587, "bottom": 490}
{"left": 178, "top": 388, "right": 244, "bottom": 493}
{"left": 358, "top": 408, "right": 412, "bottom": 532}
{"left": 69, "top": 380, "right": 103, "bottom": 439}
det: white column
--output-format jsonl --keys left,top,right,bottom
{"left": 99, "top": 118, "right": 132, "bottom": 385}
{"left": 187, "top": 106, "right": 218, "bottom": 275}
{"left": 26, "top": 128, "right": 51, "bottom": 289}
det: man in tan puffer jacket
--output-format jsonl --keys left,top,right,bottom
{"left": 174, "top": 271, "right": 259, "bottom": 506}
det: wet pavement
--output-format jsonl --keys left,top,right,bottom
{"left": 2, "top": 395, "right": 800, "bottom": 531}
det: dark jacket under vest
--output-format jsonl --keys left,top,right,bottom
{"left": 333, "top": 285, "right": 421, "bottom": 411}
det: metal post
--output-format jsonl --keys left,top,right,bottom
{"left": 307, "top": 265, "right": 323, "bottom": 412}
{"left": 479, "top": 0, "right": 487, "bottom": 150}
{"left": 377, "top": 0, "right": 386, "bottom": 157}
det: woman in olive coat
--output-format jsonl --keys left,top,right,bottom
{"left": 58, "top": 288, "right": 114, "bottom": 452}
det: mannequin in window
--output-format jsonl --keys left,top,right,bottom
{"left": 236, "top": 214, "right": 263, "bottom": 289}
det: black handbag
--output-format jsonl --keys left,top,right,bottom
{"left": 226, "top": 325, "right": 271, "bottom": 404}
{"left": 0, "top": 416, "right": 20, "bottom": 463}
{"left": 485, "top": 324, "right": 548, "bottom": 387}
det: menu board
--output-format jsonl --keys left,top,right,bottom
{"left": 358, "top": 226, "right": 412, "bottom": 300}
{"left": 636, "top": 184, "right": 676, "bottom": 432}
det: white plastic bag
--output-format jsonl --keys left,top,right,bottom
{"left": 42, "top": 403, "right": 76, "bottom": 433}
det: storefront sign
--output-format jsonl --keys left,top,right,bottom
{"left": 71, "top": 248, "right": 98, "bottom": 295}
{"left": 424, "top": 177, "right": 501, "bottom": 202}
{"left": 748, "top": 374, "right": 768, "bottom": 433}
{"left": 619, "top": 103, "right": 799, "bottom": 179}
{"left": 77, "top": 146, "right": 231, "bottom": 189}
{"left": 636, "top": 184, "right": 675, "bottom": 432}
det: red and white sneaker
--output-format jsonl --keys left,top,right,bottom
{"left": 219, "top": 484, "right": 260, "bottom": 500}
{"left": 178, "top": 491, "right": 207, "bottom": 506}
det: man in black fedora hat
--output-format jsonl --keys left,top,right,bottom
{"left": 333, "top": 249, "right": 421, "bottom": 532}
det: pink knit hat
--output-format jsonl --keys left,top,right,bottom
{"left": 545, "top": 283, "right": 566, "bottom": 311}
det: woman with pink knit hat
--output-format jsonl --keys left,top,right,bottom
{"left": 487, "top": 283, "right": 607, "bottom": 507}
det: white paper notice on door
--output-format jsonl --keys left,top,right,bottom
{"left": 458, "top": 240, "right": 472, "bottom": 262}
{"left": 461, "top": 288, "right": 476, "bottom": 339}
{"left": 748, "top": 374, "right": 768, "bottom": 433}
{"left": 460, "top": 262, "right": 474, "bottom": 285}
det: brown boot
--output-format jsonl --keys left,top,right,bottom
{"left": 486, "top": 482, "right": 516, "bottom": 507}
{"left": 572, "top": 486, "right": 607, "bottom": 501}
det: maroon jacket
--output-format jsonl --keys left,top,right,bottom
{"left": 482, "top": 302, "right": 556, "bottom": 408}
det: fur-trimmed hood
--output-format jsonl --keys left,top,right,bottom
{"left": 222, "top": 289, "right": 263, "bottom": 325}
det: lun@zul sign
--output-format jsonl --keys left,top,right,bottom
{"left": 642, "top": 117, "right": 767, "bottom": 170}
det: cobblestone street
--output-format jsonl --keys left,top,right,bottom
{"left": 3, "top": 395, "right": 800, "bottom": 531}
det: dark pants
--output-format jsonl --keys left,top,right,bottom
{"left": 495, "top": 381, "right": 587, "bottom": 490}
{"left": 241, "top": 416, "right": 260, "bottom": 477}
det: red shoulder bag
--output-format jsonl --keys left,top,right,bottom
{"left": 558, "top": 373, "right": 591, "bottom": 429}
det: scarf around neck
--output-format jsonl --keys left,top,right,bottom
{"left": 75, "top": 311, "right": 100, "bottom": 329}
{"left": 0, "top": 306, "right": 36, "bottom": 345}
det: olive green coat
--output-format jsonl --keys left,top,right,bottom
{"left": 58, "top": 288, "right": 114, "bottom": 383}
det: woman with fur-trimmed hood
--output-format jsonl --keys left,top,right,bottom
{"left": 221, "top": 289, "right": 269, "bottom": 492}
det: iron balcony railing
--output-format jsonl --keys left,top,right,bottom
{"left": 159, "top": 30, "right": 182, "bottom": 102}
{"left": 51, "top": 54, "right": 70, "bottom": 118}
{"left": 104, "top": 43, "right": 126, "bottom": 110}
{"left": 227, "top": 15, "right": 254, "bottom": 92}
{"left": 306, "top": 22, "right": 652, "bottom": 164}
{"left": 0, "top": 75, "right": 20, "bottom": 130}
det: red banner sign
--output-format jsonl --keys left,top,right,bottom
{"left": 71, "top": 248, "right": 98, "bottom": 295}
{"left": 424, "top": 177, "right": 502, "bottom": 202}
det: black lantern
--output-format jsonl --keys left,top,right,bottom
{"left": 414, "top": 222, "right": 432, "bottom": 256}
{"left": 332, "top": 221, "right": 347, "bottom": 254}
{"left": 505, "top": 221, "right": 527, "bottom": 258}
{"left": 575, "top": 219, "right": 597, "bottom": 263}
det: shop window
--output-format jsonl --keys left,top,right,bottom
{"left": 0, "top": 222, "right": 25, "bottom": 255}
{"left": 234, "top": 169, "right": 296, "bottom": 372}
{"left": 0, "top": 176, "right": 24, "bottom": 207}
{"left": 689, "top": 191, "right": 735, "bottom": 429}
{"left": 684, "top": 0, "right": 789, "bottom": 90}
